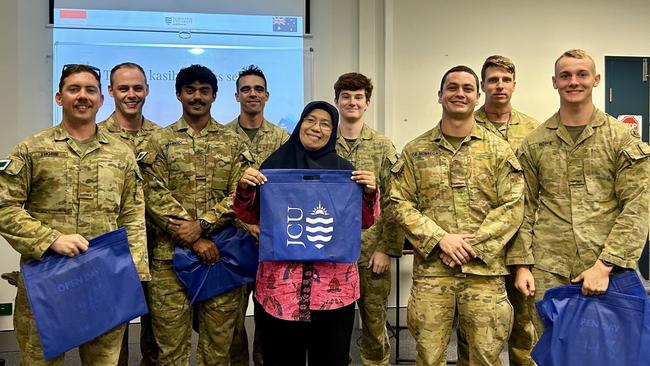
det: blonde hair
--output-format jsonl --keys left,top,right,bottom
{"left": 555, "top": 49, "right": 596, "bottom": 73}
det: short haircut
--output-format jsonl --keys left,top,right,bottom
{"left": 334, "top": 72, "right": 373, "bottom": 101}
{"left": 439, "top": 65, "right": 479, "bottom": 92}
{"left": 481, "top": 55, "right": 516, "bottom": 81}
{"left": 175, "top": 64, "right": 219, "bottom": 95}
{"left": 554, "top": 49, "right": 596, "bottom": 73}
{"left": 59, "top": 64, "right": 101, "bottom": 92}
{"left": 110, "top": 62, "right": 147, "bottom": 86}
{"left": 236, "top": 65, "right": 267, "bottom": 90}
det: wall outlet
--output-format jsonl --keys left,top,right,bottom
{"left": 0, "top": 303, "right": 12, "bottom": 316}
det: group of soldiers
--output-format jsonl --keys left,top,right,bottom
{"left": 0, "top": 47, "right": 648, "bottom": 366}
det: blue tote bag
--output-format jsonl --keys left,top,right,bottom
{"left": 258, "top": 169, "right": 362, "bottom": 263}
{"left": 532, "top": 272, "right": 650, "bottom": 366}
{"left": 173, "top": 225, "right": 259, "bottom": 304}
{"left": 21, "top": 227, "right": 148, "bottom": 360}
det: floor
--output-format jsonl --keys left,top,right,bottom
{"left": 0, "top": 314, "right": 509, "bottom": 365}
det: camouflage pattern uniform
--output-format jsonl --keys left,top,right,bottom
{"left": 0, "top": 124, "right": 149, "bottom": 365}
{"left": 456, "top": 107, "right": 539, "bottom": 366}
{"left": 98, "top": 113, "right": 161, "bottom": 366}
{"left": 390, "top": 123, "right": 524, "bottom": 366}
{"left": 224, "top": 117, "right": 288, "bottom": 366}
{"left": 138, "top": 117, "right": 252, "bottom": 366}
{"left": 335, "top": 124, "right": 402, "bottom": 366}
{"left": 511, "top": 108, "right": 650, "bottom": 334}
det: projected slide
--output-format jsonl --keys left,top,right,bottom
{"left": 53, "top": 9, "right": 304, "bottom": 130}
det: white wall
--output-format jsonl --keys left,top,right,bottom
{"left": 386, "top": 0, "right": 650, "bottom": 150}
{"left": 2, "top": 0, "right": 650, "bottom": 333}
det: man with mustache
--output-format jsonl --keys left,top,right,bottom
{"left": 139, "top": 64, "right": 253, "bottom": 365}
{"left": 512, "top": 49, "right": 650, "bottom": 337}
{"left": 98, "top": 62, "right": 161, "bottom": 366}
{"left": 226, "top": 65, "right": 288, "bottom": 366}
{"left": 390, "top": 65, "right": 524, "bottom": 366}
{"left": 0, "top": 64, "right": 149, "bottom": 364}
{"left": 456, "top": 55, "right": 539, "bottom": 366}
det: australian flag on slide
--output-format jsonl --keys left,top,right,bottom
{"left": 273, "top": 16, "right": 297, "bottom": 32}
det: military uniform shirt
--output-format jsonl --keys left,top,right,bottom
{"left": 475, "top": 106, "right": 540, "bottom": 152}
{"left": 336, "top": 124, "right": 402, "bottom": 259}
{"left": 98, "top": 113, "right": 160, "bottom": 153}
{"left": 225, "top": 118, "right": 289, "bottom": 168}
{"left": 139, "top": 118, "right": 252, "bottom": 260}
{"left": 390, "top": 123, "right": 524, "bottom": 276}
{"left": 0, "top": 124, "right": 150, "bottom": 280}
{"left": 511, "top": 108, "right": 650, "bottom": 277}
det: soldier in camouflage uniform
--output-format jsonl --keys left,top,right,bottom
{"left": 98, "top": 62, "right": 161, "bottom": 366}
{"left": 138, "top": 64, "right": 252, "bottom": 366}
{"left": 456, "top": 56, "right": 539, "bottom": 366}
{"left": 333, "top": 72, "right": 401, "bottom": 366}
{"left": 390, "top": 66, "right": 524, "bottom": 366}
{"left": 512, "top": 49, "right": 650, "bottom": 336}
{"left": 226, "top": 65, "right": 288, "bottom": 366}
{"left": 0, "top": 64, "right": 150, "bottom": 365}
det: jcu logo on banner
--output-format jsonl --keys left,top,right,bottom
{"left": 287, "top": 202, "right": 334, "bottom": 249}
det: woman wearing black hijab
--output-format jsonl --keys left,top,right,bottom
{"left": 233, "top": 101, "right": 379, "bottom": 366}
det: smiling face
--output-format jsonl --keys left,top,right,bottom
{"left": 553, "top": 56, "right": 600, "bottom": 106}
{"left": 235, "top": 74, "right": 269, "bottom": 115}
{"left": 299, "top": 108, "right": 333, "bottom": 151}
{"left": 176, "top": 81, "right": 216, "bottom": 120}
{"left": 108, "top": 66, "right": 148, "bottom": 119}
{"left": 335, "top": 89, "right": 369, "bottom": 122}
{"left": 438, "top": 71, "right": 480, "bottom": 119}
{"left": 56, "top": 71, "right": 104, "bottom": 125}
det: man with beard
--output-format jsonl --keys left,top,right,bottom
{"left": 139, "top": 64, "right": 252, "bottom": 365}
{"left": 98, "top": 62, "right": 161, "bottom": 366}
{"left": 226, "top": 65, "right": 288, "bottom": 366}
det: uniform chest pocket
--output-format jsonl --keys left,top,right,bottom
{"left": 468, "top": 154, "right": 497, "bottom": 212}
{"left": 415, "top": 155, "right": 449, "bottom": 207}
{"left": 211, "top": 155, "right": 232, "bottom": 192}
{"left": 97, "top": 160, "right": 126, "bottom": 212}
{"left": 538, "top": 148, "right": 569, "bottom": 197}
{"left": 584, "top": 148, "right": 615, "bottom": 201}
{"left": 167, "top": 143, "right": 193, "bottom": 190}
{"left": 29, "top": 154, "right": 71, "bottom": 213}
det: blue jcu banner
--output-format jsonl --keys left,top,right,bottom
{"left": 259, "top": 169, "right": 362, "bottom": 263}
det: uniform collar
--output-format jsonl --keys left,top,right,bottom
{"left": 53, "top": 123, "right": 110, "bottom": 144}
{"left": 103, "top": 113, "right": 157, "bottom": 133}
{"left": 173, "top": 117, "right": 219, "bottom": 133}
{"left": 231, "top": 116, "right": 272, "bottom": 133}
{"left": 431, "top": 121, "right": 483, "bottom": 143}
{"left": 336, "top": 122, "right": 374, "bottom": 140}
{"left": 545, "top": 107, "right": 605, "bottom": 130}
{"left": 475, "top": 106, "right": 520, "bottom": 126}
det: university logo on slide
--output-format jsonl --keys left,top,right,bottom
{"left": 287, "top": 201, "right": 334, "bottom": 250}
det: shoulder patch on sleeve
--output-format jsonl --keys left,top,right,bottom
{"left": 0, "top": 159, "right": 11, "bottom": 171}
{"left": 137, "top": 151, "right": 157, "bottom": 165}
{"left": 623, "top": 143, "right": 650, "bottom": 162}
{"left": 0, "top": 159, "right": 24, "bottom": 175}
{"left": 241, "top": 150, "right": 255, "bottom": 164}
{"left": 390, "top": 158, "right": 405, "bottom": 174}
{"left": 506, "top": 155, "right": 522, "bottom": 172}
{"left": 387, "top": 153, "right": 399, "bottom": 165}
{"left": 136, "top": 151, "right": 147, "bottom": 162}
